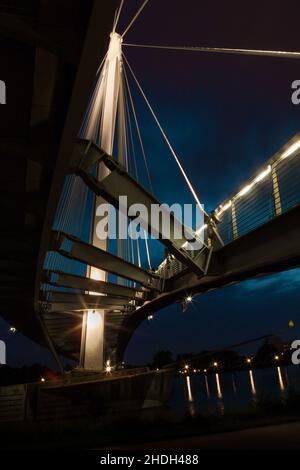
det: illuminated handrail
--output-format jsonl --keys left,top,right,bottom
{"left": 213, "top": 134, "right": 300, "bottom": 244}
{"left": 159, "top": 133, "right": 300, "bottom": 278}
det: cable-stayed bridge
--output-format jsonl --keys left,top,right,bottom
{"left": 1, "top": 1, "right": 300, "bottom": 375}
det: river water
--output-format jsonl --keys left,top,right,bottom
{"left": 170, "top": 365, "right": 300, "bottom": 417}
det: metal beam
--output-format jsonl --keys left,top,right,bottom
{"left": 70, "top": 138, "right": 107, "bottom": 171}
{"left": 44, "top": 271, "right": 150, "bottom": 300}
{"left": 73, "top": 139, "right": 209, "bottom": 274}
{"left": 42, "top": 300, "right": 131, "bottom": 314}
{"left": 52, "top": 231, "right": 161, "bottom": 290}
{"left": 45, "top": 291, "right": 131, "bottom": 307}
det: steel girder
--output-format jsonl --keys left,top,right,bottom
{"left": 51, "top": 231, "right": 161, "bottom": 290}
{"left": 44, "top": 270, "right": 150, "bottom": 300}
{"left": 71, "top": 138, "right": 210, "bottom": 275}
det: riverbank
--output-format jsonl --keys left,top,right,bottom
{"left": 1, "top": 390, "right": 300, "bottom": 449}
{"left": 104, "top": 419, "right": 300, "bottom": 450}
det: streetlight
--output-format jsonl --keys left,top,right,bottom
{"left": 186, "top": 296, "right": 193, "bottom": 303}
{"left": 246, "top": 358, "right": 252, "bottom": 364}
{"left": 274, "top": 355, "right": 279, "bottom": 361}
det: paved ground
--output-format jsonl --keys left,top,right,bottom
{"left": 104, "top": 421, "right": 300, "bottom": 450}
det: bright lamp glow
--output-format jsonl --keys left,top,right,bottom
{"left": 254, "top": 165, "right": 271, "bottom": 183}
{"left": 87, "top": 310, "right": 102, "bottom": 329}
{"left": 237, "top": 184, "right": 252, "bottom": 198}
{"left": 215, "top": 200, "right": 232, "bottom": 218}
{"left": 280, "top": 139, "right": 300, "bottom": 160}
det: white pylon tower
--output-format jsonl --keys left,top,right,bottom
{"left": 80, "top": 32, "right": 124, "bottom": 370}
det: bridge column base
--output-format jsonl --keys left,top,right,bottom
{"left": 80, "top": 310, "right": 104, "bottom": 371}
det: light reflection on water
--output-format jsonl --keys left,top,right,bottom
{"left": 215, "top": 373, "right": 222, "bottom": 399}
{"left": 172, "top": 365, "right": 298, "bottom": 418}
{"left": 277, "top": 366, "right": 285, "bottom": 392}
{"left": 231, "top": 374, "right": 237, "bottom": 395}
{"left": 185, "top": 375, "right": 193, "bottom": 402}
{"left": 204, "top": 374, "right": 210, "bottom": 398}
{"left": 249, "top": 370, "right": 256, "bottom": 395}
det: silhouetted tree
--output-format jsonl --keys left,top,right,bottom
{"left": 152, "top": 350, "right": 173, "bottom": 367}
{"left": 254, "top": 339, "right": 282, "bottom": 366}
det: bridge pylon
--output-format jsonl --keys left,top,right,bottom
{"left": 80, "top": 31, "right": 124, "bottom": 371}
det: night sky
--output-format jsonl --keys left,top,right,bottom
{"left": 2, "top": 0, "right": 300, "bottom": 368}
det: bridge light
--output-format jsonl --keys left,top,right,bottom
{"left": 237, "top": 184, "right": 252, "bottom": 197}
{"left": 9, "top": 326, "right": 16, "bottom": 334}
{"left": 236, "top": 166, "right": 271, "bottom": 199}
{"left": 147, "top": 314, "right": 154, "bottom": 321}
{"left": 213, "top": 362, "right": 218, "bottom": 368}
{"left": 274, "top": 355, "right": 279, "bottom": 361}
{"left": 40, "top": 377, "right": 45, "bottom": 383}
{"left": 87, "top": 310, "right": 101, "bottom": 329}
{"left": 246, "top": 358, "right": 252, "bottom": 364}
{"left": 186, "top": 295, "right": 193, "bottom": 303}
{"left": 203, "top": 369, "right": 207, "bottom": 373}
{"left": 216, "top": 164, "right": 272, "bottom": 218}
{"left": 184, "top": 364, "right": 189, "bottom": 370}
{"left": 215, "top": 200, "right": 232, "bottom": 218}
{"left": 281, "top": 139, "right": 300, "bottom": 160}
{"left": 105, "top": 360, "right": 112, "bottom": 373}
{"left": 254, "top": 166, "right": 271, "bottom": 183}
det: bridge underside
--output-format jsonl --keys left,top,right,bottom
{"left": 113, "top": 203, "right": 300, "bottom": 362}
{"left": 2, "top": 1, "right": 300, "bottom": 368}
{"left": 36, "top": 202, "right": 300, "bottom": 363}
{"left": 0, "top": 1, "right": 118, "bottom": 359}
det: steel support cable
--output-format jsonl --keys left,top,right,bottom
{"left": 113, "top": 0, "right": 125, "bottom": 33}
{"left": 51, "top": 175, "right": 74, "bottom": 273}
{"left": 124, "top": 79, "right": 139, "bottom": 178}
{"left": 123, "top": 86, "right": 143, "bottom": 271}
{"left": 121, "top": 0, "right": 150, "bottom": 38}
{"left": 123, "top": 53, "right": 208, "bottom": 217}
{"left": 59, "top": 177, "right": 82, "bottom": 274}
{"left": 123, "top": 61, "right": 154, "bottom": 194}
{"left": 123, "top": 81, "right": 137, "bottom": 268}
{"left": 55, "top": 175, "right": 72, "bottom": 231}
{"left": 123, "top": 43, "right": 300, "bottom": 59}
{"left": 80, "top": 60, "right": 106, "bottom": 138}
{"left": 123, "top": 67, "right": 152, "bottom": 270}
{"left": 64, "top": 177, "right": 77, "bottom": 235}
{"left": 118, "top": 70, "right": 132, "bottom": 266}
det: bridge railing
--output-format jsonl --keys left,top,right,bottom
{"left": 158, "top": 133, "right": 300, "bottom": 279}
{"left": 214, "top": 134, "right": 300, "bottom": 246}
